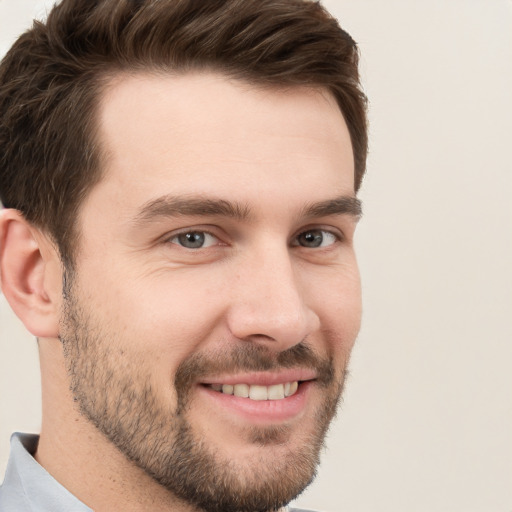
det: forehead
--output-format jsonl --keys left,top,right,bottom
{"left": 88, "top": 71, "right": 354, "bottom": 219}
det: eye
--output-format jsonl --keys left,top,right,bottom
{"left": 295, "top": 229, "right": 338, "bottom": 248}
{"left": 170, "top": 231, "right": 218, "bottom": 249}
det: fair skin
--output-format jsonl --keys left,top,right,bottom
{"left": 0, "top": 72, "right": 361, "bottom": 512}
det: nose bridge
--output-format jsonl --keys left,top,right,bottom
{"left": 227, "top": 242, "right": 320, "bottom": 348}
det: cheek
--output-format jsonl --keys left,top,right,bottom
{"left": 313, "top": 264, "right": 362, "bottom": 348}
{"left": 80, "top": 267, "right": 225, "bottom": 369}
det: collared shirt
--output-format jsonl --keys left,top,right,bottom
{"left": 0, "top": 433, "right": 92, "bottom": 511}
{"left": 0, "top": 433, "right": 315, "bottom": 512}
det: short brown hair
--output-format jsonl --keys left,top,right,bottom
{"left": 0, "top": 0, "right": 368, "bottom": 265}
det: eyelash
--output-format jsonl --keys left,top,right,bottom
{"left": 167, "top": 227, "right": 343, "bottom": 250}
{"left": 168, "top": 230, "right": 220, "bottom": 249}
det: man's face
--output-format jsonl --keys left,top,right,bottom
{"left": 60, "top": 72, "right": 361, "bottom": 512}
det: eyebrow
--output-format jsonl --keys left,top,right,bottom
{"left": 301, "top": 196, "right": 362, "bottom": 219}
{"left": 133, "top": 194, "right": 362, "bottom": 226}
{"left": 133, "top": 195, "right": 251, "bottom": 225}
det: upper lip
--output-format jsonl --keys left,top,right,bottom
{"left": 200, "top": 369, "right": 317, "bottom": 387}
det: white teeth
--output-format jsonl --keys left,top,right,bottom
{"left": 249, "top": 385, "right": 268, "bottom": 401}
{"left": 213, "top": 381, "right": 299, "bottom": 400}
{"left": 233, "top": 383, "right": 249, "bottom": 398}
{"left": 268, "top": 384, "right": 285, "bottom": 400}
{"left": 287, "top": 381, "right": 298, "bottom": 397}
{"left": 222, "top": 384, "right": 234, "bottom": 395}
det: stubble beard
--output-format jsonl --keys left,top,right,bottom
{"left": 60, "top": 275, "right": 348, "bottom": 512}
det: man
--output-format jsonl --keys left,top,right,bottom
{"left": 0, "top": 0, "right": 368, "bottom": 511}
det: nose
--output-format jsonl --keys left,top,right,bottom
{"left": 226, "top": 247, "right": 320, "bottom": 351}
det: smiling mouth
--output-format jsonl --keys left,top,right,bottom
{"left": 206, "top": 381, "right": 300, "bottom": 401}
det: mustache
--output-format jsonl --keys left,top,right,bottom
{"left": 174, "top": 342, "right": 335, "bottom": 411}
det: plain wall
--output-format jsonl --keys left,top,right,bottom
{"left": 1, "top": 1, "right": 511, "bottom": 510}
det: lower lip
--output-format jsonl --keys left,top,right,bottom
{"left": 197, "top": 381, "right": 313, "bottom": 424}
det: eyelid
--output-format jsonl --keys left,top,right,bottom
{"left": 163, "top": 225, "right": 226, "bottom": 247}
{"left": 171, "top": 232, "right": 218, "bottom": 248}
{"left": 291, "top": 225, "right": 344, "bottom": 246}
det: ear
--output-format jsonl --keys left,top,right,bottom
{"left": 0, "top": 209, "right": 62, "bottom": 338}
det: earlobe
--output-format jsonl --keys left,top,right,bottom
{"left": 0, "top": 209, "right": 61, "bottom": 338}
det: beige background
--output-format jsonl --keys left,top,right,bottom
{"left": 1, "top": 1, "right": 511, "bottom": 510}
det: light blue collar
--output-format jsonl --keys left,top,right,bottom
{"left": 0, "top": 432, "right": 92, "bottom": 511}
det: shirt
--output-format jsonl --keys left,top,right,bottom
{"left": 0, "top": 433, "right": 317, "bottom": 512}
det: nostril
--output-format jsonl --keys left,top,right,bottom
{"left": 240, "top": 333, "right": 276, "bottom": 343}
